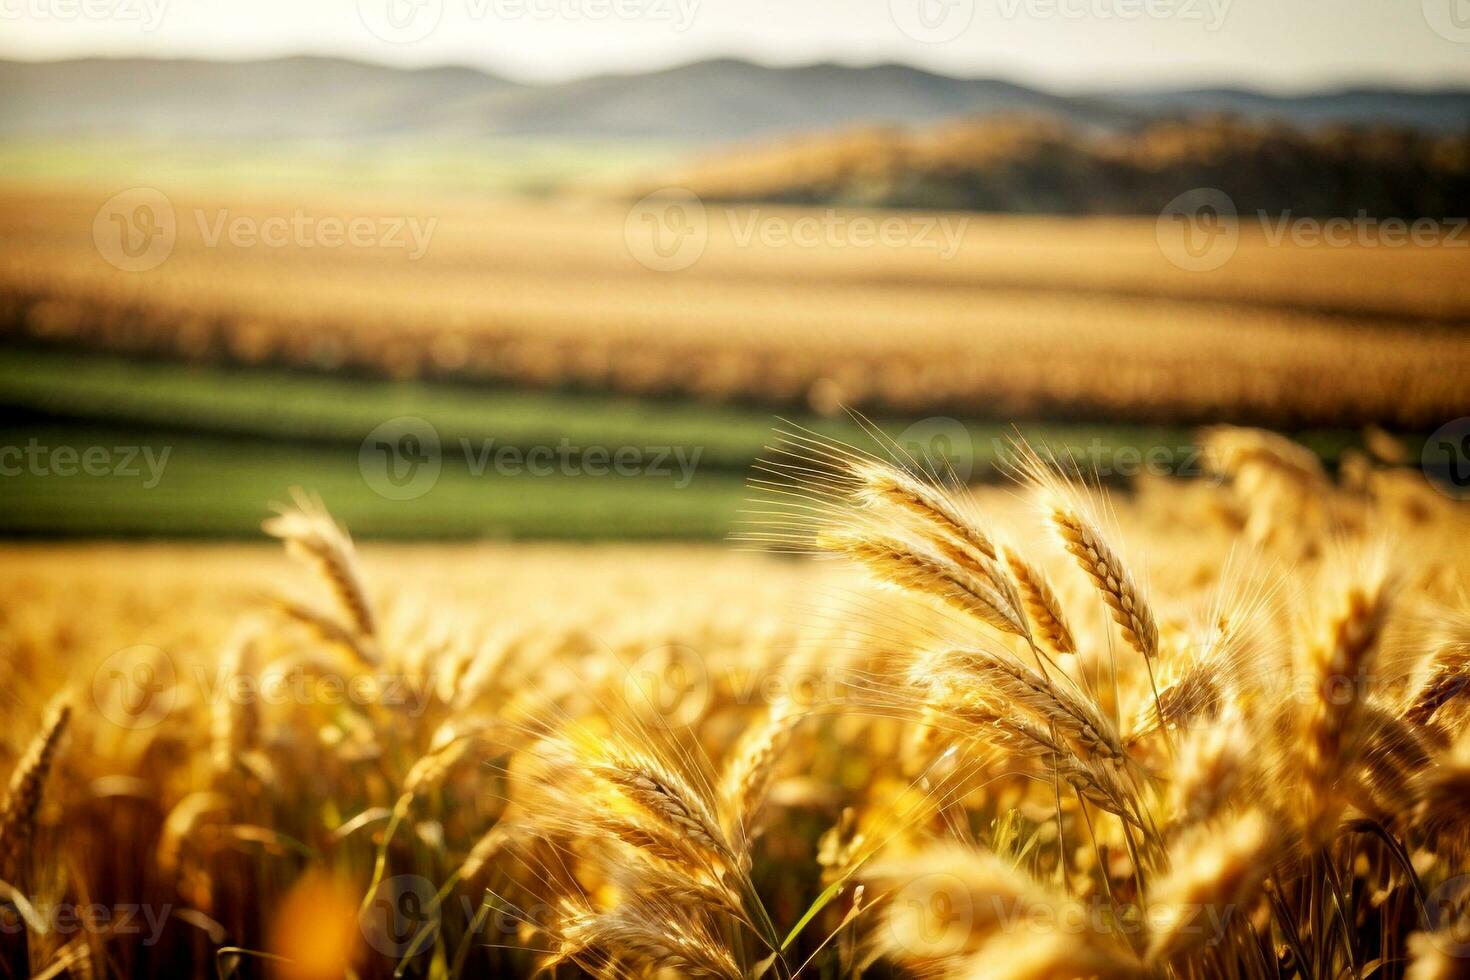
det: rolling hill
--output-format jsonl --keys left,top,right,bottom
{"left": 639, "top": 114, "right": 1470, "bottom": 215}
{"left": 2, "top": 55, "right": 1467, "bottom": 145}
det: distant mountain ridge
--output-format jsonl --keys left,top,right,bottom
{"left": 2, "top": 55, "right": 1467, "bottom": 144}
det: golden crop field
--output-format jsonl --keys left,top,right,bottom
{"left": 2, "top": 185, "right": 1467, "bottom": 426}
{"left": 2, "top": 426, "right": 1468, "bottom": 979}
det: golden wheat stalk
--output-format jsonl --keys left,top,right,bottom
{"left": 936, "top": 648, "right": 1124, "bottom": 765}
{"left": 1129, "top": 657, "right": 1222, "bottom": 744}
{"left": 1299, "top": 563, "right": 1392, "bottom": 839}
{"left": 518, "top": 739, "right": 697, "bottom": 866}
{"left": 0, "top": 698, "right": 70, "bottom": 879}
{"left": 1353, "top": 703, "right": 1433, "bottom": 823}
{"left": 853, "top": 460, "right": 997, "bottom": 561}
{"left": 263, "top": 490, "right": 376, "bottom": 637}
{"left": 1056, "top": 753, "right": 1147, "bottom": 830}
{"left": 851, "top": 462, "right": 1038, "bottom": 646}
{"left": 590, "top": 745, "right": 737, "bottom": 868}
{"left": 273, "top": 596, "right": 381, "bottom": 668}
{"left": 554, "top": 901, "right": 741, "bottom": 979}
{"left": 1003, "top": 545, "right": 1077, "bottom": 655}
{"left": 606, "top": 849, "right": 747, "bottom": 920}
{"left": 936, "top": 688, "right": 1141, "bottom": 826}
{"left": 403, "top": 736, "right": 472, "bottom": 798}
{"left": 1051, "top": 506, "right": 1159, "bottom": 662}
{"left": 32, "top": 937, "right": 92, "bottom": 980}
{"left": 457, "top": 823, "right": 515, "bottom": 884}
{"left": 820, "top": 530, "right": 1028, "bottom": 639}
{"left": 720, "top": 699, "right": 798, "bottom": 838}
{"left": 210, "top": 624, "right": 260, "bottom": 781}
{"left": 584, "top": 810, "right": 720, "bottom": 873}
{"left": 1406, "top": 638, "right": 1470, "bottom": 726}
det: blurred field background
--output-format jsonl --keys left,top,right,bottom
{"left": 3, "top": 55, "right": 1469, "bottom": 537}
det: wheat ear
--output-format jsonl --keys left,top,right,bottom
{"left": 1129, "top": 657, "right": 1222, "bottom": 745}
{"left": 0, "top": 699, "right": 70, "bottom": 880}
{"left": 607, "top": 849, "right": 748, "bottom": 920}
{"left": 273, "top": 597, "right": 381, "bottom": 668}
{"left": 853, "top": 461, "right": 997, "bottom": 561}
{"left": 934, "top": 686, "right": 1140, "bottom": 826}
{"left": 937, "top": 648, "right": 1125, "bottom": 764}
{"left": 1003, "top": 546, "right": 1077, "bottom": 654}
{"left": 720, "top": 699, "right": 797, "bottom": 838}
{"left": 1299, "top": 568, "right": 1391, "bottom": 840}
{"left": 210, "top": 624, "right": 260, "bottom": 781}
{"left": 591, "top": 746, "right": 737, "bottom": 868}
{"left": 1051, "top": 506, "right": 1159, "bottom": 662}
{"left": 821, "top": 530, "right": 1028, "bottom": 639}
{"left": 263, "top": 490, "right": 376, "bottom": 637}
{"left": 554, "top": 902, "right": 741, "bottom": 980}
{"left": 1354, "top": 702, "right": 1433, "bottom": 824}
{"left": 157, "top": 791, "right": 230, "bottom": 875}
{"left": 1406, "top": 638, "right": 1470, "bottom": 726}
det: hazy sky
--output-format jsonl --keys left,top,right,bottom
{"left": 2, "top": 0, "right": 1468, "bottom": 91}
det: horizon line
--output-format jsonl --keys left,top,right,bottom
{"left": 3, "top": 48, "right": 1470, "bottom": 98}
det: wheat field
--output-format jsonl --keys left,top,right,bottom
{"left": 3, "top": 186, "right": 1468, "bottom": 426}
{"left": 1, "top": 425, "right": 1468, "bottom": 978}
